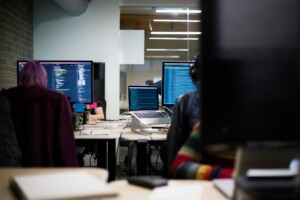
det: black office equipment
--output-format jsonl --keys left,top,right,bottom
{"left": 200, "top": 0, "right": 300, "bottom": 199}
{"left": 93, "top": 62, "right": 105, "bottom": 102}
{"left": 201, "top": 0, "right": 300, "bottom": 148}
{"left": 128, "top": 176, "right": 168, "bottom": 189}
{"left": 17, "top": 60, "right": 93, "bottom": 104}
{"left": 162, "top": 62, "right": 197, "bottom": 108}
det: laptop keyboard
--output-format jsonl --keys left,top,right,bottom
{"left": 134, "top": 111, "right": 167, "bottom": 118}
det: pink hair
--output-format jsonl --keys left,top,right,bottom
{"left": 19, "top": 61, "right": 47, "bottom": 87}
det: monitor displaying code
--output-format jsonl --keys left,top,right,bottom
{"left": 162, "top": 62, "right": 197, "bottom": 106}
{"left": 17, "top": 61, "right": 93, "bottom": 104}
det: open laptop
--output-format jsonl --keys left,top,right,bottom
{"left": 128, "top": 85, "right": 171, "bottom": 125}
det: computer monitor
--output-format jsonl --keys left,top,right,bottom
{"left": 200, "top": 0, "right": 300, "bottom": 147}
{"left": 17, "top": 60, "right": 93, "bottom": 104}
{"left": 162, "top": 62, "right": 197, "bottom": 108}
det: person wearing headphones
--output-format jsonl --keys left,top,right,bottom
{"left": 166, "top": 54, "right": 201, "bottom": 176}
{"left": 168, "top": 54, "right": 234, "bottom": 180}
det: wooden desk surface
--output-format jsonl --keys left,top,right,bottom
{"left": 0, "top": 168, "right": 228, "bottom": 200}
{"left": 74, "top": 120, "right": 126, "bottom": 139}
{"left": 74, "top": 121, "right": 167, "bottom": 142}
{"left": 103, "top": 180, "right": 228, "bottom": 200}
{"left": 0, "top": 168, "right": 108, "bottom": 200}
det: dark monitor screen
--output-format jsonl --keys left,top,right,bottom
{"left": 17, "top": 60, "right": 93, "bottom": 104}
{"left": 162, "top": 62, "right": 197, "bottom": 107}
{"left": 201, "top": 0, "right": 300, "bottom": 146}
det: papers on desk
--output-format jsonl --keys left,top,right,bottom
{"left": 84, "top": 123, "right": 123, "bottom": 130}
{"left": 212, "top": 178, "right": 234, "bottom": 199}
{"left": 83, "top": 124, "right": 103, "bottom": 129}
{"left": 148, "top": 183, "right": 203, "bottom": 200}
{"left": 81, "top": 129, "right": 110, "bottom": 135}
{"left": 10, "top": 171, "right": 117, "bottom": 200}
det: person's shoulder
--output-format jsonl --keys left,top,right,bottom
{"left": 180, "top": 90, "right": 198, "bottom": 102}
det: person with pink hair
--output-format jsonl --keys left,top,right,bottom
{"left": 18, "top": 61, "right": 48, "bottom": 87}
{"left": 4, "top": 61, "right": 78, "bottom": 167}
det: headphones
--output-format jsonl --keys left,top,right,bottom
{"left": 189, "top": 54, "right": 201, "bottom": 82}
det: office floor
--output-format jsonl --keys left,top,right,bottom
{"left": 82, "top": 145, "right": 164, "bottom": 180}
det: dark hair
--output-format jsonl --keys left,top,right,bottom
{"left": 189, "top": 53, "right": 201, "bottom": 83}
{"left": 19, "top": 61, "right": 47, "bottom": 87}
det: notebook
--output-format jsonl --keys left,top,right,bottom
{"left": 128, "top": 85, "right": 171, "bottom": 125}
{"left": 10, "top": 171, "right": 117, "bottom": 200}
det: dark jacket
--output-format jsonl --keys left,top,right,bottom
{"left": 166, "top": 90, "right": 201, "bottom": 174}
{"left": 0, "top": 91, "right": 22, "bottom": 166}
{"left": 4, "top": 86, "right": 78, "bottom": 167}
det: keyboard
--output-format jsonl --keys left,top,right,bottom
{"left": 133, "top": 111, "right": 167, "bottom": 119}
{"left": 131, "top": 111, "right": 171, "bottom": 125}
{"left": 83, "top": 125, "right": 103, "bottom": 129}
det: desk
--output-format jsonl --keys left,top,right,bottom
{"left": 75, "top": 130, "right": 121, "bottom": 181}
{"left": 0, "top": 168, "right": 108, "bottom": 200}
{"left": 120, "top": 129, "right": 167, "bottom": 175}
{"left": 102, "top": 180, "right": 228, "bottom": 200}
{"left": 0, "top": 168, "right": 228, "bottom": 200}
{"left": 75, "top": 120, "right": 168, "bottom": 179}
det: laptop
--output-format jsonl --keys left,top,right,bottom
{"left": 128, "top": 85, "right": 171, "bottom": 125}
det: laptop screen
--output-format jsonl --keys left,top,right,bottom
{"left": 128, "top": 86, "right": 159, "bottom": 111}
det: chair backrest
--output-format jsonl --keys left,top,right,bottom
{"left": 0, "top": 91, "right": 22, "bottom": 166}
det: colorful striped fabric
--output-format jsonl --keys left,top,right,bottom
{"left": 170, "top": 123, "right": 234, "bottom": 180}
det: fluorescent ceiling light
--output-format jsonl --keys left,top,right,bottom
{"left": 146, "top": 55, "right": 180, "bottom": 59}
{"left": 149, "top": 37, "right": 198, "bottom": 41}
{"left": 151, "top": 31, "right": 201, "bottom": 35}
{"left": 146, "top": 48, "right": 188, "bottom": 52}
{"left": 153, "top": 19, "right": 200, "bottom": 23}
{"left": 156, "top": 9, "right": 201, "bottom": 14}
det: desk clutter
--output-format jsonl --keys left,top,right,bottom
{"left": 80, "top": 129, "right": 110, "bottom": 135}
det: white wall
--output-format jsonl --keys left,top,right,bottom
{"left": 119, "top": 30, "right": 144, "bottom": 64}
{"left": 34, "top": 0, "right": 120, "bottom": 119}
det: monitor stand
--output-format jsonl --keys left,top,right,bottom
{"left": 232, "top": 144, "right": 300, "bottom": 200}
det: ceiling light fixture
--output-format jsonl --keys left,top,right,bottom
{"left": 149, "top": 37, "right": 198, "bottom": 40}
{"left": 146, "top": 48, "right": 188, "bottom": 52}
{"left": 146, "top": 55, "right": 180, "bottom": 59}
{"left": 153, "top": 19, "right": 200, "bottom": 23}
{"left": 155, "top": 9, "right": 201, "bottom": 14}
{"left": 151, "top": 31, "right": 201, "bottom": 35}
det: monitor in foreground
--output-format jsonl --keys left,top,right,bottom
{"left": 201, "top": 0, "right": 300, "bottom": 147}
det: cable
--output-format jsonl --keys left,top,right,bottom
{"left": 115, "top": 132, "right": 123, "bottom": 160}
{"left": 163, "top": 106, "right": 173, "bottom": 115}
{"left": 155, "top": 147, "right": 161, "bottom": 172}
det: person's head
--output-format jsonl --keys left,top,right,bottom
{"left": 19, "top": 61, "right": 47, "bottom": 87}
{"left": 189, "top": 53, "right": 201, "bottom": 85}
